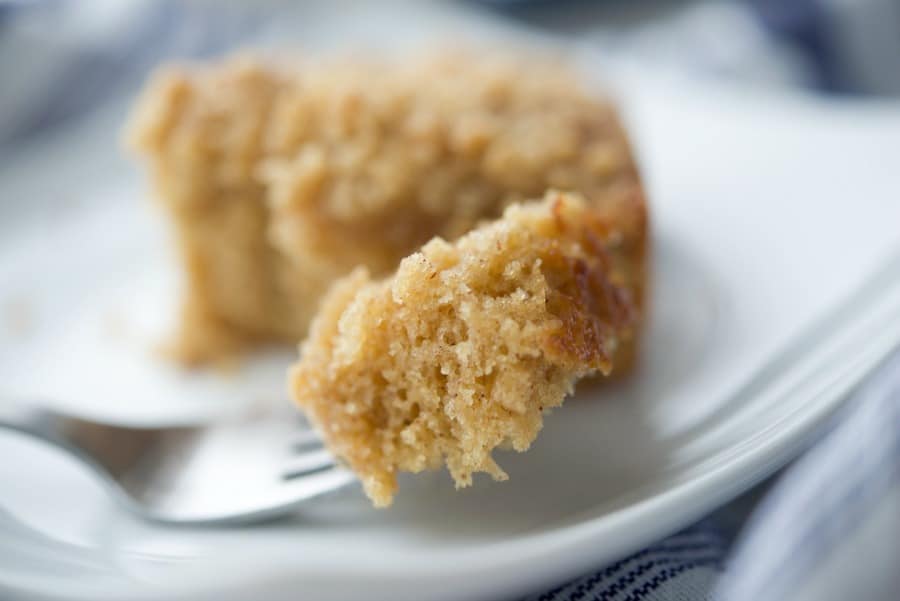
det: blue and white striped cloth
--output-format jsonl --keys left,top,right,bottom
{"left": 528, "top": 350, "right": 900, "bottom": 601}
{"left": 526, "top": 523, "right": 726, "bottom": 600}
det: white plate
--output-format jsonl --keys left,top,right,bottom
{"left": 2, "top": 55, "right": 900, "bottom": 601}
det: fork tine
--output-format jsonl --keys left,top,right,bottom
{"left": 292, "top": 428, "right": 323, "bottom": 452}
{"left": 276, "top": 466, "right": 358, "bottom": 506}
{"left": 282, "top": 448, "right": 336, "bottom": 478}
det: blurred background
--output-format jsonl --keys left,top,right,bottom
{"left": 1, "top": 0, "right": 899, "bottom": 156}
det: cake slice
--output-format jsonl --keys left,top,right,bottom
{"left": 126, "top": 52, "right": 646, "bottom": 365}
{"left": 291, "top": 191, "right": 646, "bottom": 506}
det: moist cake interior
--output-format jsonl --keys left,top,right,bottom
{"left": 291, "top": 192, "right": 645, "bottom": 506}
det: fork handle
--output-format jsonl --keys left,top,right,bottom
{"left": 0, "top": 400, "right": 68, "bottom": 443}
{"left": 0, "top": 400, "right": 125, "bottom": 468}
{"left": 0, "top": 400, "right": 181, "bottom": 480}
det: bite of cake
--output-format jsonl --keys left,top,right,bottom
{"left": 290, "top": 191, "right": 646, "bottom": 506}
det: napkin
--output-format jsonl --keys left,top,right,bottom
{"left": 526, "top": 350, "right": 900, "bottom": 601}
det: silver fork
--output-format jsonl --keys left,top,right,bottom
{"left": 0, "top": 402, "right": 356, "bottom": 525}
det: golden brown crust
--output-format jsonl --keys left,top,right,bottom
{"left": 126, "top": 52, "right": 648, "bottom": 365}
{"left": 291, "top": 192, "right": 641, "bottom": 506}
